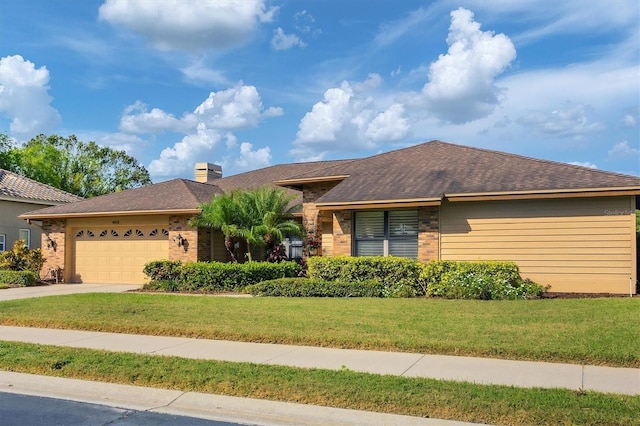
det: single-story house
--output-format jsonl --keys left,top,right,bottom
{"left": 19, "top": 141, "right": 640, "bottom": 293}
{"left": 1, "top": 168, "right": 81, "bottom": 253}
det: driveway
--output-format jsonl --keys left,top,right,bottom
{"left": 0, "top": 283, "right": 141, "bottom": 301}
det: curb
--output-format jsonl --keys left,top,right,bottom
{"left": 0, "top": 371, "right": 478, "bottom": 426}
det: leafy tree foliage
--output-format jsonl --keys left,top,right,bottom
{"left": 0, "top": 133, "right": 151, "bottom": 198}
{"left": 190, "top": 187, "right": 302, "bottom": 262}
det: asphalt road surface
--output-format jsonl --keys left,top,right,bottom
{"left": 0, "top": 392, "right": 244, "bottom": 426}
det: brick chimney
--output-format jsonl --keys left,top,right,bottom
{"left": 194, "top": 163, "right": 222, "bottom": 183}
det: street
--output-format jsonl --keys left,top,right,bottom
{"left": 0, "top": 392, "right": 243, "bottom": 426}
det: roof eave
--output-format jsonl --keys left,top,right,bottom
{"left": 274, "top": 175, "right": 350, "bottom": 189}
{"left": 445, "top": 186, "right": 640, "bottom": 202}
{"left": 18, "top": 208, "right": 202, "bottom": 220}
{"left": 0, "top": 195, "right": 68, "bottom": 206}
{"left": 316, "top": 197, "right": 442, "bottom": 211}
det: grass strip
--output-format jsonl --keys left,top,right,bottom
{"left": 0, "top": 341, "right": 638, "bottom": 426}
{"left": 0, "top": 294, "right": 638, "bottom": 367}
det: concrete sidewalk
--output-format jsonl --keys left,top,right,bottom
{"left": 0, "top": 283, "right": 141, "bottom": 301}
{"left": 1, "top": 325, "right": 638, "bottom": 396}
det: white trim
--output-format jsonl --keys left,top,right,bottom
{"left": 18, "top": 229, "right": 31, "bottom": 248}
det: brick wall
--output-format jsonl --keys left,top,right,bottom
{"left": 197, "top": 227, "right": 212, "bottom": 262}
{"left": 331, "top": 210, "right": 352, "bottom": 256}
{"left": 168, "top": 215, "right": 198, "bottom": 262}
{"left": 41, "top": 219, "right": 66, "bottom": 282}
{"left": 418, "top": 206, "right": 439, "bottom": 262}
{"left": 301, "top": 182, "right": 340, "bottom": 253}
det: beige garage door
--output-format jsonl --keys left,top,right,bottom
{"left": 72, "top": 226, "right": 169, "bottom": 284}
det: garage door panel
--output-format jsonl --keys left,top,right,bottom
{"left": 72, "top": 226, "right": 169, "bottom": 284}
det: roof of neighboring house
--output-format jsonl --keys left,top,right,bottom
{"left": 276, "top": 141, "right": 640, "bottom": 204}
{"left": 0, "top": 168, "right": 83, "bottom": 204}
{"left": 19, "top": 179, "right": 223, "bottom": 219}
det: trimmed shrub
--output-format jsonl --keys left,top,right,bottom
{"left": 142, "top": 260, "right": 301, "bottom": 292}
{"left": 420, "top": 260, "right": 545, "bottom": 300}
{"left": 0, "top": 270, "right": 37, "bottom": 287}
{"left": 244, "top": 277, "right": 388, "bottom": 297}
{"left": 142, "top": 279, "right": 180, "bottom": 292}
{"left": 142, "top": 260, "right": 182, "bottom": 282}
{"left": 307, "top": 256, "right": 422, "bottom": 297}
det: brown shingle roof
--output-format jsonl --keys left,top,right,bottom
{"left": 214, "top": 160, "right": 353, "bottom": 192}
{"left": 279, "top": 141, "right": 640, "bottom": 204}
{"left": 0, "top": 169, "right": 83, "bottom": 204}
{"left": 214, "top": 160, "right": 354, "bottom": 211}
{"left": 19, "top": 179, "right": 223, "bottom": 219}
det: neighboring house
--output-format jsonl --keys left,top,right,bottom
{"left": 0, "top": 169, "right": 81, "bottom": 254}
{"left": 19, "top": 141, "right": 640, "bottom": 294}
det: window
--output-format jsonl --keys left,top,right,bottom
{"left": 354, "top": 210, "right": 418, "bottom": 259}
{"left": 19, "top": 229, "right": 31, "bottom": 248}
{"left": 0, "top": 234, "right": 5, "bottom": 251}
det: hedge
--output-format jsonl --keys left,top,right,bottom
{"left": 307, "top": 256, "right": 422, "bottom": 297}
{"left": 143, "top": 257, "right": 545, "bottom": 299}
{"left": 244, "top": 277, "right": 389, "bottom": 297}
{"left": 420, "top": 260, "right": 545, "bottom": 300}
{"left": 142, "top": 260, "right": 301, "bottom": 292}
{"left": 0, "top": 270, "right": 37, "bottom": 287}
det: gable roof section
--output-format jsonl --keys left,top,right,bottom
{"left": 214, "top": 160, "right": 354, "bottom": 212}
{"left": 276, "top": 141, "right": 640, "bottom": 206}
{"left": 0, "top": 169, "right": 83, "bottom": 205}
{"left": 213, "top": 160, "right": 354, "bottom": 193}
{"left": 19, "top": 179, "right": 223, "bottom": 219}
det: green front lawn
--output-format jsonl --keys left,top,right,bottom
{"left": 0, "top": 293, "right": 638, "bottom": 367}
{"left": 0, "top": 341, "right": 637, "bottom": 426}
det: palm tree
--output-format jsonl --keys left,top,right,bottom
{"left": 243, "top": 187, "right": 302, "bottom": 259}
{"left": 191, "top": 187, "right": 302, "bottom": 262}
{"left": 190, "top": 191, "right": 244, "bottom": 262}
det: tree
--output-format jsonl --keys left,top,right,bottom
{"left": 190, "top": 190, "right": 244, "bottom": 262}
{"left": 0, "top": 133, "right": 151, "bottom": 197}
{"left": 190, "top": 187, "right": 302, "bottom": 262}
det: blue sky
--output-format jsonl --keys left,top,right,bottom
{"left": 1, "top": 0, "right": 638, "bottom": 182}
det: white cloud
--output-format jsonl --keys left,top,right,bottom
{"left": 142, "top": 83, "right": 281, "bottom": 179}
{"left": 568, "top": 161, "right": 598, "bottom": 169}
{"left": 622, "top": 107, "right": 638, "bottom": 127}
{"left": 193, "top": 84, "right": 267, "bottom": 129}
{"left": 89, "top": 132, "right": 147, "bottom": 155}
{"left": 417, "top": 8, "right": 516, "bottom": 123}
{"left": 271, "top": 28, "right": 306, "bottom": 51}
{"left": 294, "top": 10, "right": 319, "bottom": 34}
{"left": 148, "top": 122, "right": 222, "bottom": 177}
{"left": 292, "top": 76, "right": 410, "bottom": 160}
{"left": 608, "top": 140, "right": 640, "bottom": 160}
{"left": 98, "top": 0, "right": 277, "bottom": 52}
{"left": 365, "top": 104, "right": 410, "bottom": 142}
{"left": 120, "top": 101, "right": 191, "bottom": 134}
{"left": 516, "top": 103, "right": 604, "bottom": 138}
{"left": 264, "top": 106, "right": 284, "bottom": 117}
{"left": 180, "top": 59, "right": 229, "bottom": 86}
{"left": 373, "top": 5, "right": 439, "bottom": 49}
{"left": 231, "top": 142, "right": 271, "bottom": 171}
{"left": 0, "top": 55, "right": 61, "bottom": 140}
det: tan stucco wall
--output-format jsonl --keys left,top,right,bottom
{"left": 440, "top": 196, "right": 637, "bottom": 294}
{"left": 0, "top": 200, "right": 47, "bottom": 250}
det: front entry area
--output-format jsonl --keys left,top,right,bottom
{"left": 71, "top": 225, "right": 169, "bottom": 284}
